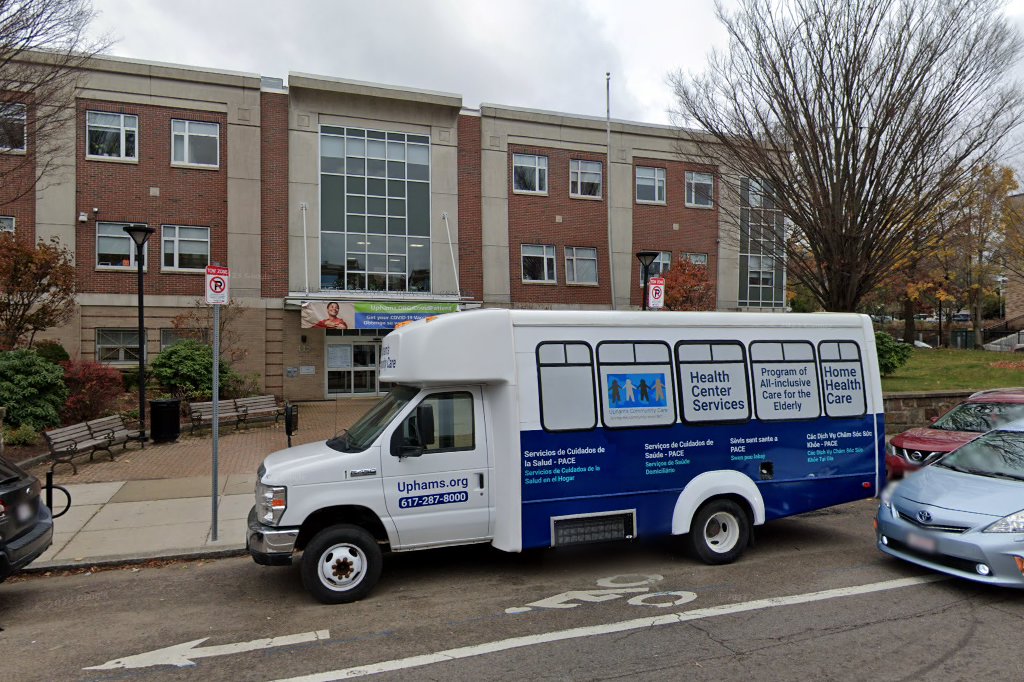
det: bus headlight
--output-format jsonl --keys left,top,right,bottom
{"left": 256, "top": 483, "right": 287, "bottom": 526}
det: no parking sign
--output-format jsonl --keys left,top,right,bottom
{"left": 648, "top": 276, "right": 665, "bottom": 310}
{"left": 205, "top": 265, "right": 230, "bottom": 305}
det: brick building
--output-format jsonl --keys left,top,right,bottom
{"left": 7, "top": 55, "right": 787, "bottom": 401}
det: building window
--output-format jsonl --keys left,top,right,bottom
{"left": 565, "top": 246, "right": 598, "bottom": 285}
{"left": 0, "top": 103, "right": 26, "bottom": 152}
{"left": 682, "top": 252, "right": 708, "bottom": 265}
{"left": 96, "top": 329, "right": 141, "bottom": 363}
{"left": 160, "top": 328, "right": 208, "bottom": 351}
{"left": 513, "top": 154, "right": 548, "bottom": 194}
{"left": 319, "top": 126, "right": 431, "bottom": 292}
{"left": 639, "top": 251, "right": 671, "bottom": 285}
{"left": 171, "top": 119, "right": 219, "bottom": 167}
{"left": 685, "top": 171, "right": 714, "bottom": 208}
{"left": 636, "top": 167, "right": 666, "bottom": 204}
{"left": 522, "top": 244, "right": 556, "bottom": 283}
{"left": 162, "top": 225, "right": 210, "bottom": 270}
{"left": 0, "top": 216, "right": 13, "bottom": 232}
{"left": 96, "top": 222, "right": 147, "bottom": 269}
{"left": 86, "top": 111, "right": 138, "bottom": 161}
{"left": 739, "top": 178, "right": 786, "bottom": 307}
{"left": 570, "top": 159, "right": 602, "bottom": 198}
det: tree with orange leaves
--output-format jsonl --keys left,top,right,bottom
{"left": 0, "top": 233, "right": 76, "bottom": 350}
{"left": 662, "top": 260, "right": 716, "bottom": 311}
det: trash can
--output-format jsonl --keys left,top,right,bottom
{"left": 149, "top": 398, "right": 182, "bottom": 443}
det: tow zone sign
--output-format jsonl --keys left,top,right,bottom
{"left": 205, "top": 265, "right": 229, "bottom": 305}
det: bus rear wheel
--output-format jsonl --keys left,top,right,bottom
{"left": 689, "top": 499, "right": 750, "bottom": 565}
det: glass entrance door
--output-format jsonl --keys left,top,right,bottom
{"left": 327, "top": 342, "right": 380, "bottom": 396}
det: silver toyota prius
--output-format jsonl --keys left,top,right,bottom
{"left": 876, "top": 425, "right": 1024, "bottom": 587}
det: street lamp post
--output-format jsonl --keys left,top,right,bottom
{"left": 636, "top": 251, "right": 659, "bottom": 311}
{"left": 124, "top": 224, "right": 155, "bottom": 442}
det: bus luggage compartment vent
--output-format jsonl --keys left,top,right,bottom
{"left": 552, "top": 511, "right": 635, "bottom": 547}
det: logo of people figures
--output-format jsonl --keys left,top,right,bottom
{"left": 607, "top": 373, "right": 667, "bottom": 408}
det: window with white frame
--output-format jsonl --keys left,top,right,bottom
{"left": 172, "top": 120, "right": 219, "bottom": 167}
{"left": 522, "top": 244, "right": 556, "bottom": 282}
{"left": 86, "top": 111, "right": 138, "bottom": 160}
{"left": 570, "top": 159, "right": 602, "bottom": 198}
{"left": 636, "top": 167, "right": 666, "bottom": 203}
{"left": 162, "top": 225, "right": 210, "bottom": 270}
{"left": 639, "top": 251, "right": 671, "bottom": 285}
{"left": 565, "top": 246, "right": 598, "bottom": 284}
{"left": 682, "top": 252, "right": 708, "bottom": 265}
{"left": 96, "top": 222, "right": 148, "bottom": 268}
{"left": 0, "top": 103, "right": 26, "bottom": 152}
{"left": 0, "top": 216, "right": 14, "bottom": 232}
{"left": 685, "top": 171, "right": 714, "bottom": 208}
{"left": 513, "top": 153, "right": 548, "bottom": 194}
{"left": 96, "top": 329, "right": 141, "bottom": 363}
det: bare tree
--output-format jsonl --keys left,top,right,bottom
{"left": 670, "top": 0, "right": 1024, "bottom": 312}
{"left": 0, "top": 0, "right": 107, "bottom": 207}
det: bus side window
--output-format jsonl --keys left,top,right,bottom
{"left": 400, "top": 392, "right": 475, "bottom": 452}
{"left": 749, "top": 341, "right": 821, "bottom": 420}
{"left": 596, "top": 341, "right": 676, "bottom": 429}
{"left": 677, "top": 341, "right": 751, "bottom": 423}
{"left": 818, "top": 341, "right": 867, "bottom": 418}
{"left": 537, "top": 342, "right": 597, "bottom": 432}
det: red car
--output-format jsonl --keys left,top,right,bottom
{"left": 887, "top": 388, "right": 1024, "bottom": 477}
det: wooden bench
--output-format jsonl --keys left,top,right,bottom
{"left": 43, "top": 422, "right": 116, "bottom": 475}
{"left": 233, "top": 396, "right": 284, "bottom": 425}
{"left": 87, "top": 415, "right": 143, "bottom": 452}
{"left": 188, "top": 400, "right": 244, "bottom": 434}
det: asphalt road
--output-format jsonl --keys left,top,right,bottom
{"left": 3, "top": 498, "right": 1023, "bottom": 682}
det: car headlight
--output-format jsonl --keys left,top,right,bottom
{"left": 985, "top": 509, "right": 1024, "bottom": 533}
{"left": 880, "top": 481, "right": 900, "bottom": 519}
{"left": 256, "top": 482, "right": 287, "bottom": 526}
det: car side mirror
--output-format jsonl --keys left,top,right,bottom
{"left": 930, "top": 416, "right": 938, "bottom": 424}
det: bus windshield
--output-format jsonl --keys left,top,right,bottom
{"left": 326, "top": 385, "right": 418, "bottom": 453}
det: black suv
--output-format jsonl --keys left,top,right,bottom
{"left": 0, "top": 457, "right": 53, "bottom": 582}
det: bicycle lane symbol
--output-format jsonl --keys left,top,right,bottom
{"left": 505, "top": 574, "right": 697, "bottom": 613}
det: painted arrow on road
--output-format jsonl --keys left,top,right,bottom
{"left": 83, "top": 629, "right": 330, "bottom": 670}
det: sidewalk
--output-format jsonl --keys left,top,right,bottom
{"left": 21, "top": 398, "right": 378, "bottom": 573}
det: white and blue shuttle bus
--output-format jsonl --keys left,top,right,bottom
{"left": 248, "top": 309, "right": 885, "bottom": 603}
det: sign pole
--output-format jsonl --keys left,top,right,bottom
{"left": 205, "top": 264, "right": 229, "bottom": 542}
{"left": 211, "top": 303, "right": 220, "bottom": 541}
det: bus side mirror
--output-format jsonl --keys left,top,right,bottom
{"left": 415, "top": 404, "right": 435, "bottom": 448}
{"left": 390, "top": 403, "right": 434, "bottom": 458}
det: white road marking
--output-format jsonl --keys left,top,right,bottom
{"left": 627, "top": 590, "right": 697, "bottom": 608}
{"left": 271, "top": 576, "right": 944, "bottom": 682}
{"left": 84, "top": 630, "right": 331, "bottom": 670}
{"left": 506, "top": 587, "right": 651, "bottom": 613}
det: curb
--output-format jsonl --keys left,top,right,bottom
{"left": 22, "top": 545, "right": 249, "bottom": 575}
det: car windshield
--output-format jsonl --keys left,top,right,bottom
{"left": 936, "top": 430, "right": 1024, "bottom": 481}
{"left": 326, "top": 385, "right": 418, "bottom": 453}
{"left": 931, "top": 401, "right": 1024, "bottom": 433}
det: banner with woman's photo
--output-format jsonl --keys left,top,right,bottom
{"left": 300, "top": 301, "right": 458, "bottom": 329}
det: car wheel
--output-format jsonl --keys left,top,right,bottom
{"left": 689, "top": 499, "right": 750, "bottom": 565}
{"left": 301, "top": 524, "right": 382, "bottom": 604}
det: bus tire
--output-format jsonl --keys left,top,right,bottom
{"left": 301, "top": 524, "right": 382, "bottom": 604}
{"left": 689, "top": 499, "right": 750, "bottom": 565}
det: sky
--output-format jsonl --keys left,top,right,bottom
{"left": 86, "top": 0, "right": 1024, "bottom": 129}
{"left": 85, "top": 0, "right": 729, "bottom": 125}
